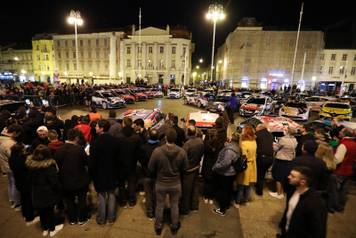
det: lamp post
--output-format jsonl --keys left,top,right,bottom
{"left": 206, "top": 3, "right": 225, "bottom": 83}
{"left": 67, "top": 10, "right": 83, "bottom": 79}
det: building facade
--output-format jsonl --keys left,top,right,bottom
{"left": 216, "top": 19, "right": 324, "bottom": 90}
{"left": 0, "top": 47, "right": 34, "bottom": 81}
{"left": 121, "top": 26, "right": 193, "bottom": 85}
{"left": 32, "top": 34, "right": 55, "bottom": 82}
{"left": 319, "top": 49, "right": 356, "bottom": 93}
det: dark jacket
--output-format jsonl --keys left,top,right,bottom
{"left": 139, "top": 139, "right": 161, "bottom": 177}
{"left": 9, "top": 143, "right": 31, "bottom": 192}
{"left": 31, "top": 137, "right": 49, "bottom": 153}
{"left": 296, "top": 133, "right": 315, "bottom": 157}
{"left": 108, "top": 118, "right": 122, "bottom": 138}
{"left": 45, "top": 118, "right": 64, "bottom": 139}
{"left": 117, "top": 126, "right": 142, "bottom": 174}
{"left": 280, "top": 188, "right": 327, "bottom": 238}
{"left": 292, "top": 154, "right": 328, "bottom": 191}
{"left": 89, "top": 133, "right": 119, "bottom": 192}
{"left": 148, "top": 144, "right": 188, "bottom": 186}
{"left": 202, "top": 127, "right": 227, "bottom": 179}
{"left": 55, "top": 143, "right": 89, "bottom": 191}
{"left": 183, "top": 136, "right": 204, "bottom": 171}
{"left": 212, "top": 142, "right": 239, "bottom": 176}
{"left": 173, "top": 124, "right": 186, "bottom": 147}
{"left": 256, "top": 128, "right": 274, "bottom": 158}
{"left": 26, "top": 155, "right": 61, "bottom": 209}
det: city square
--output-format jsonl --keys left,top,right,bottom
{"left": 1, "top": 0, "right": 356, "bottom": 238}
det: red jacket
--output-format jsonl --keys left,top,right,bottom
{"left": 334, "top": 138, "right": 356, "bottom": 177}
{"left": 75, "top": 124, "right": 92, "bottom": 143}
{"left": 48, "top": 140, "right": 64, "bottom": 155}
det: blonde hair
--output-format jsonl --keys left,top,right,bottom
{"left": 315, "top": 144, "right": 336, "bottom": 171}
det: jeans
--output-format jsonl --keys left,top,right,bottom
{"left": 155, "top": 183, "right": 181, "bottom": 230}
{"left": 7, "top": 171, "right": 20, "bottom": 205}
{"left": 236, "top": 185, "right": 252, "bottom": 204}
{"left": 118, "top": 172, "right": 137, "bottom": 205}
{"left": 255, "top": 156, "right": 273, "bottom": 195}
{"left": 334, "top": 175, "right": 350, "bottom": 211}
{"left": 214, "top": 174, "right": 235, "bottom": 213}
{"left": 63, "top": 187, "right": 88, "bottom": 223}
{"left": 181, "top": 170, "right": 200, "bottom": 213}
{"left": 143, "top": 177, "right": 155, "bottom": 215}
{"left": 97, "top": 190, "right": 116, "bottom": 224}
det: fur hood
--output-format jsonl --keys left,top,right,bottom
{"left": 26, "top": 155, "right": 57, "bottom": 170}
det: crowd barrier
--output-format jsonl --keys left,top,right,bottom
{"left": 1, "top": 94, "right": 88, "bottom": 107}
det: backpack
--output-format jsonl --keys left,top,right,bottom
{"left": 225, "top": 148, "right": 248, "bottom": 173}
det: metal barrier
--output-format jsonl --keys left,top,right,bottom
{"left": 2, "top": 94, "right": 85, "bottom": 108}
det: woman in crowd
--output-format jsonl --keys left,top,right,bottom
{"left": 212, "top": 132, "right": 240, "bottom": 216}
{"left": 270, "top": 127, "right": 297, "bottom": 199}
{"left": 26, "top": 145, "right": 64, "bottom": 236}
{"left": 235, "top": 125, "right": 257, "bottom": 207}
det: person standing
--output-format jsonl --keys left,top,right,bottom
{"left": 212, "top": 133, "right": 239, "bottom": 216}
{"left": 235, "top": 125, "right": 257, "bottom": 206}
{"left": 133, "top": 118, "right": 148, "bottom": 143}
{"left": 55, "top": 129, "right": 90, "bottom": 225}
{"left": 172, "top": 116, "right": 186, "bottom": 147}
{"left": 180, "top": 126, "right": 204, "bottom": 215}
{"left": 48, "top": 130, "right": 64, "bottom": 155}
{"left": 31, "top": 126, "right": 50, "bottom": 152}
{"left": 138, "top": 129, "right": 161, "bottom": 219}
{"left": 148, "top": 129, "right": 188, "bottom": 235}
{"left": 107, "top": 110, "right": 122, "bottom": 137}
{"left": 26, "top": 145, "right": 64, "bottom": 237}
{"left": 89, "top": 119, "right": 119, "bottom": 225}
{"left": 255, "top": 123, "right": 274, "bottom": 196}
{"left": 270, "top": 127, "right": 298, "bottom": 199}
{"left": 278, "top": 166, "right": 327, "bottom": 238}
{"left": 75, "top": 116, "right": 92, "bottom": 144}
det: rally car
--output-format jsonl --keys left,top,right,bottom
{"left": 168, "top": 88, "right": 182, "bottom": 99}
{"left": 148, "top": 88, "right": 164, "bottom": 98}
{"left": 278, "top": 101, "right": 310, "bottom": 121}
{"left": 187, "top": 111, "right": 220, "bottom": 129}
{"left": 184, "top": 93, "right": 210, "bottom": 108}
{"left": 110, "top": 89, "right": 135, "bottom": 104}
{"left": 91, "top": 90, "right": 126, "bottom": 109}
{"left": 117, "top": 108, "right": 164, "bottom": 129}
{"left": 319, "top": 102, "right": 352, "bottom": 121}
{"left": 184, "top": 88, "right": 198, "bottom": 97}
{"left": 239, "top": 115, "right": 302, "bottom": 137}
{"left": 304, "top": 96, "right": 335, "bottom": 112}
{"left": 239, "top": 97, "right": 275, "bottom": 117}
{"left": 216, "top": 89, "right": 232, "bottom": 102}
{"left": 126, "top": 88, "right": 148, "bottom": 101}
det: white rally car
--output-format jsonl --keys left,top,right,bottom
{"left": 168, "top": 88, "right": 182, "bottom": 99}
{"left": 184, "top": 93, "right": 210, "bottom": 108}
{"left": 117, "top": 108, "right": 164, "bottom": 129}
{"left": 279, "top": 101, "right": 310, "bottom": 121}
{"left": 91, "top": 90, "right": 126, "bottom": 109}
{"left": 187, "top": 111, "right": 220, "bottom": 129}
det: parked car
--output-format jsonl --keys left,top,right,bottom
{"left": 111, "top": 89, "right": 135, "bottom": 104}
{"left": 91, "top": 90, "right": 126, "bottom": 109}
{"left": 216, "top": 89, "right": 232, "bottom": 102}
{"left": 184, "top": 88, "right": 197, "bottom": 97}
{"left": 148, "top": 88, "right": 164, "bottom": 98}
{"left": 187, "top": 111, "right": 220, "bottom": 130}
{"left": 127, "top": 89, "right": 148, "bottom": 101}
{"left": 278, "top": 101, "right": 310, "bottom": 121}
{"left": 168, "top": 88, "right": 182, "bottom": 99}
{"left": 319, "top": 102, "right": 352, "bottom": 121}
{"left": 184, "top": 93, "right": 210, "bottom": 108}
{"left": 239, "top": 97, "right": 275, "bottom": 117}
{"left": 117, "top": 108, "right": 164, "bottom": 129}
{"left": 305, "top": 96, "right": 335, "bottom": 112}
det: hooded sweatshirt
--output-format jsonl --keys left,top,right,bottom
{"left": 148, "top": 144, "right": 188, "bottom": 187}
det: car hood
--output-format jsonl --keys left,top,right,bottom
{"left": 321, "top": 107, "right": 351, "bottom": 115}
{"left": 281, "top": 106, "right": 301, "bottom": 116}
{"left": 241, "top": 104, "right": 262, "bottom": 111}
{"left": 108, "top": 97, "right": 125, "bottom": 103}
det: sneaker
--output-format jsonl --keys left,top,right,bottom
{"left": 203, "top": 199, "right": 209, "bottom": 204}
{"left": 49, "top": 224, "right": 63, "bottom": 237}
{"left": 212, "top": 208, "right": 226, "bottom": 217}
{"left": 42, "top": 230, "right": 49, "bottom": 237}
{"left": 78, "top": 219, "right": 89, "bottom": 226}
{"left": 170, "top": 222, "right": 181, "bottom": 235}
{"left": 26, "top": 216, "right": 40, "bottom": 226}
{"left": 69, "top": 221, "right": 77, "bottom": 225}
{"left": 209, "top": 199, "right": 213, "bottom": 205}
{"left": 269, "top": 192, "right": 284, "bottom": 199}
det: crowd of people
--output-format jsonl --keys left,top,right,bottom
{"left": 1, "top": 95, "right": 356, "bottom": 237}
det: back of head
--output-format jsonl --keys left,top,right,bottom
{"left": 134, "top": 118, "right": 145, "bottom": 128}
{"left": 187, "top": 126, "right": 196, "bottom": 137}
{"left": 82, "top": 115, "right": 90, "bottom": 124}
{"left": 67, "top": 128, "right": 81, "bottom": 141}
{"left": 188, "top": 119, "right": 196, "bottom": 126}
{"left": 48, "top": 130, "right": 59, "bottom": 141}
{"left": 315, "top": 144, "right": 336, "bottom": 170}
{"left": 108, "top": 110, "right": 116, "bottom": 119}
{"left": 165, "top": 128, "right": 177, "bottom": 144}
{"left": 172, "top": 116, "right": 179, "bottom": 126}
{"left": 97, "top": 119, "right": 111, "bottom": 132}
{"left": 148, "top": 129, "right": 159, "bottom": 141}
{"left": 90, "top": 106, "right": 97, "bottom": 113}
{"left": 33, "top": 144, "right": 52, "bottom": 161}
{"left": 241, "top": 125, "right": 255, "bottom": 141}
{"left": 303, "top": 139, "right": 318, "bottom": 155}
{"left": 123, "top": 117, "right": 133, "bottom": 128}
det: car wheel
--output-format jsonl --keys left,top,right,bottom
{"left": 102, "top": 102, "right": 107, "bottom": 109}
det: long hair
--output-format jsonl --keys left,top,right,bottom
{"left": 241, "top": 125, "right": 256, "bottom": 141}
{"left": 315, "top": 144, "right": 336, "bottom": 171}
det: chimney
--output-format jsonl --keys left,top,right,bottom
{"left": 166, "top": 24, "right": 170, "bottom": 34}
{"left": 132, "top": 25, "right": 136, "bottom": 35}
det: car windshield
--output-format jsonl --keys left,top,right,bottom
{"left": 246, "top": 98, "right": 265, "bottom": 104}
{"left": 324, "top": 103, "right": 350, "bottom": 109}
{"left": 285, "top": 102, "right": 307, "bottom": 108}
{"left": 187, "top": 89, "right": 196, "bottom": 92}
{"left": 170, "top": 89, "right": 180, "bottom": 92}
{"left": 305, "top": 97, "right": 321, "bottom": 102}
{"left": 240, "top": 117, "right": 262, "bottom": 128}
{"left": 102, "top": 92, "right": 113, "bottom": 97}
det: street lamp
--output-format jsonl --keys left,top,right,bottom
{"left": 206, "top": 3, "right": 225, "bottom": 82}
{"left": 199, "top": 58, "right": 203, "bottom": 63}
{"left": 196, "top": 65, "right": 200, "bottom": 69}
{"left": 67, "top": 10, "right": 83, "bottom": 78}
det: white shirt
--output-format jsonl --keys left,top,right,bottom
{"left": 286, "top": 190, "right": 301, "bottom": 231}
{"left": 334, "top": 144, "right": 347, "bottom": 165}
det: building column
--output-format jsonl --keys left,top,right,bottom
{"left": 119, "top": 41, "right": 125, "bottom": 83}
{"left": 109, "top": 33, "right": 117, "bottom": 79}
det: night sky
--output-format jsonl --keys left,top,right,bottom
{"left": 0, "top": 0, "right": 355, "bottom": 65}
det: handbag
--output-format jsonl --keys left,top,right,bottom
{"left": 232, "top": 154, "right": 248, "bottom": 173}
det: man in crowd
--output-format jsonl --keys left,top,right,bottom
{"left": 89, "top": 119, "right": 119, "bottom": 225}
{"left": 278, "top": 166, "right": 327, "bottom": 238}
{"left": 295, "top": 125, "right": 315, "bottom": 157}
{"left": 107, "top": 110, "right": 121, "bottom": 137}
{"left": 117, "top": 117, "right": 142, "bottom": 207}
{"left": 138, "top": 129, "right": 161, "bottom": 219}
{"left": 172, "top": 115, "right": 185, "bottom": 147}
{"left": 180, "top": 126, "right": 204, "bottom": 215}
{"left": 75, "top": 116, "right": 92, "bottom": 143}
{"left": 255, "top": 123, "right": 274, "bottom": 196}
{"left": 31, "top": 126, "right": 49, "bottom": 152}
{"left": 148, "top": 129, "right": 188, "bottom": 235}
{"left": 55, "top": 129, "right": 90, "bottom": 225}
{"left": 48, "top": 130, "right": 64, "bottom": 155}
{"left": 134, "top": 118, "right": 148, "bottom": 143}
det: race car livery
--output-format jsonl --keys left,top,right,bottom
{"left": 91, "top": 90, "right": 126, "bottom": 109}
{"left": 279, "top": 102, "right": 310, "bottom": 121}
{"left": 187, "top": 111, "right": 220, "bottom": 129}
{"left": 117, "top": 108, "right": 164, "bottom": 129}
